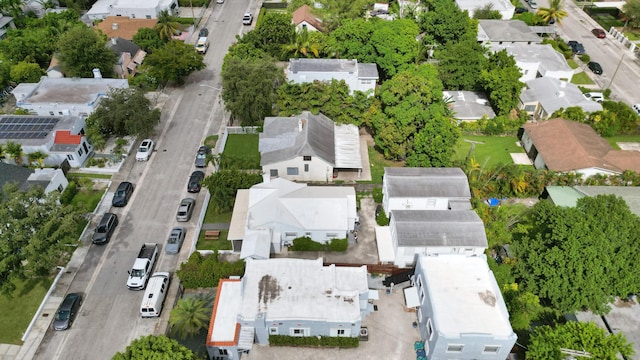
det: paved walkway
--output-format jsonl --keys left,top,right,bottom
{"left": 201, "top": 223, "right": 230, "bottom": 230}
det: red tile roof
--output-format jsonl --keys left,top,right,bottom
{"left": 54, "top": 130, "right": 82, "bottom": 145}
{"left": 95, "top": 17, "right": 158, "bottom": 40}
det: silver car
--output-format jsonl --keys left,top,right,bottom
{"left": 166, "top": 227, "right": 186, "bottom": 254}
{"left": 176, "top": 198, "right": 196, "bottom": 222}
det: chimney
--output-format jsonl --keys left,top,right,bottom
{"left": 111, "top": 37, "right": 117, "bottom": 45}
{"left": 93, "top": 68, "right": 102, "bottom": 79}
{"left": 298, "top": 119, "right": 303, "bottom": 132}
{"left": 112, "top": 22, "right": 118, "bottom": 30}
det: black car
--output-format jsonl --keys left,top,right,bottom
{"left": 194, "top": 146, "right": 211, "bottom": 168}
{"left": 567, "top": 41, "right": 585, "bottom": 55}
{"left": 588, "top": 61, "right": 603, "bottom": 75}
{"left": 187, "top": 171, "right": 205, "bottom": 193}
{"left": 514, "top": 7, "right": 528, "bottom": 14}
{"left": 53, "top": 293, "right": 81, "bottom": 331}
{"left": 92, "top": 213, "right": 118, "bottom": 244}
{"left": 199, "top": 28, "right": 208, "bottom": 37}
{"left": 112, "top": 181, "right": 134, "bottom": 207}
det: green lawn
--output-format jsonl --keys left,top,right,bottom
{"left": 452, "top": 135, "right": 524, "bottom": 169}
{"left": 67, "top": 172, "right": 112, "bottom": 179}
{"left": 571, "top": 71, "right": 595, "bottom": 85}
{"left": 605, "top": 135, "right": 640, "bottom": 149}
{"left": 69, "top": 189, "right": 104, "bottom": 213}
{"left": 566, "top": 59, "right": 579, "bottom": 69}
{"left": 221, "top": 134, "right": 260, "bottom": 169}
{"left": 203, "top": 206, "right": 232, "bottom": 224}
{"left": 0, "top": 278, "right": 52, "bottom": 344}
{"left": 364, "top": 145, "right": 403, "bottom": 184}
{"left": 196, "top": 229, "right": 232, "bottom": 251}
{"left": 204, "top": 135, "right": 218, "bottom": 148}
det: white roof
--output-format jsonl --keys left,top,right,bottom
{"left": 13, "top": 77, "right": 129, "bottom": 105}
{"left": 247, "top": 178, "right": 356, "bottom": 232}
{"left": 239, "top": 258, "right": 368, "bottom": 322}
{"left": 209, "top": 279, "right": 243, "bottom": 344}
{"left": 374, "top": 226, "right": 395, "bottom": 263}
{"left": 87, "top": 0, "right": 114, "bottom": 16}
{"left": 334, "top": 123, "right": 361, "bottom": 168}
{"left": 228, "top": 189, "right": 249, "bottom": 240}
{"left": 240, "top": 229, "right": 271, "bottom": 260}
{"left": 419, "top": 255, "right": 514, "bottom": 337}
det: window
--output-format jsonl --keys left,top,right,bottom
{"left": 57, "top": 185, "right": 64, "bottom": 192}
{"left": 146, "top": 15, "right": 151, "bottom": 19}
{"left": 77, "top": 149, "right": 83, "bottom": 157}
{"left": 524, "top": 104, "right": 536, "bottom": 112}
{"left": 58, "top": 111, "right": 63, "bottom": 115}
{"left": 285, "top": 232, "right": 297, "bottom": 237}
{"left": 417, "top": 309, "right": 422, "bottom": 322}
{"left": 305, "top": 232, "right": 311, "bottom": 236}
{"left": 270, "top": 169, "right": 278, "bottom": 177}
{"left": 326, "top": 233, "right": 338, "bottom": 238}
{"left": 269, "top": 327, "right": 278, "bottom": 335}
{"left": 337, "top": 329, "right": 345, "bottom": 335}
{"left": 290, "top": 328, "right": 308, "bottom": 337}
{"left": 419, "top": 287, "right": 425, "bottom": 303}
{"left": 67, "top": 154, "right": 74, "bottom": 161}
{"left": 447, "top": 344, "right": 464, "bottom": 352}
{"left": 49, "top": 111, "right": 55, "bottom": 116}
{"left": 426, "top": 319, "right": 434, "bottom": 340}
{"left": 483, "top": 345, "right": 501, "bottom": 353}
{"left": 287, "top": 167, "right": 299, "bottom": 175}
{"left": 303, "top": 156, "right": 311, "bottom": 161}
{"left": 304, "top": 164, "right": 309, "bottom": 172}
{"left": 218, "top": 349, "right": 228, "bottom": 355}
{"left": 361, "top": 80, "right": 372, "bottom": 84}
{"left": 131, "top": 14, "right": 135, "bottom": 18}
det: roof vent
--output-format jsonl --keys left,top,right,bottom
{"left": 93, "top": 68, "right": 102, "bottom": 79}
{"left": 111, "top": 37, "right": 117, "bottom": 45}
{"left": 557, "top": 91, "right": 564, "bottom": 97}
{"left": 298, "top": 119, "right": 303, "bottom": 132}
{"left": 112, "top": 22, "right": 118, "bottom": 30}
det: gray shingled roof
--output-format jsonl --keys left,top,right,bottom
{"left": 0, "top": 163, "right": 33, "bottom": 190}
{"left": 384, "top": 167, "right": 471, "bottom": 198}
{"left": 521, "top": 77, "right": 602, "bottom": 115}
{"left": 357, "top": 63, "right": 379, "bottom": 79}
{"left": 391, "top": 210, "right": 488, "bottom": 247}
{"left": 443, "top": 91, "right": 496, "bottom": 120}
{"left": 289, "top": 58, "right": 358, "bottom": 73}
{"left": 575, "top": 186, "right": 640, "bottom": 217}
{"left": 107, "top": 37, "right": 141, "bottom": 55}
{"left": 260, "top": 112, "right": 335, "bottom": 166}
{"left": 478, "top": 20, "right": 542, "bottom": 43}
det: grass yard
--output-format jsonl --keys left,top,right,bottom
{"left": 67, "top": 172, "right": 112, "bottom": 179}
{"left": 566, "top": 59, "right": 579, "bottom": 69}
{"left": 196, "top": 229, "right": 232, "bottom": 251}
{"left": 203, "top": 206, "right": 233, "bottom": 224}
{"left": 452, "top": 135, "right": 524, "bottom": 169}
{"left": 204, "top": 135, "right": 218, "bottom": 148}
{"left": 571, "top": 71, "right": 595, "bottom": 85}
{"left": 69, "top": 189, "right": 104, "bottom": 213}
{"left": 0, "top": 278, "right": 52, "bottom": 344}
{"left": 364, "top": 145, "right": 403, "bottom": 184}
{"left": 221, "top": 134, "right": 260, "bottom": 169}
{"left": 605, "top": 135, "right": 640, "bottom": 149}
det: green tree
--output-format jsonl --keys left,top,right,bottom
{"left": 513, "top": 196, "right": 640, "bottom": 314}
{"left": 144, "top": 40, "right": 205, "bottom": 85}
{"left": 221, "top": 56, "right": 284, "bottom": 126}
{"left": 203, "top": 169, "right": 262, "bottom": 213}
{"left": 10, "top": 61, "right": 44, "bottom": 83}
{"left": 418, "top": 0, "right": 472, "bottom": 45}
{"left": 282, "top": 27, "right": 321, "bottom": 58}
{"left": 405, "top": 103, "right": 459, "bottom": 167}
{"left": 154, "top": 10, "right": 182, "bottom": 41}
{"left": 5, "top": 141, "right": 23, "bottom": 165}
{"left": 56, "top": 25, "right": 117, "bottom": 78}
{"left": 27, "top": 150, "right": 47, "bottom": 167}
{"left": 87, "top": 88, "right": 160, "bottom": 137}
{"left": 480, "top": 50, "right": 523, "bottom": 115}
{"left": 253, "top": 12, "right": 295, "bottom": 59}
{"left": 623, "top": 0, "right": 640, "bottom": 30}
{"left": 314, "top": 0, "right": 373, "bottom": 31}
{"left": 436, "top": 34, "right": 487, "bottom": 90}
{"left": 176, "top": 251, "right": 246, "bottom": 289}
{"left": 472, "top": 3, "right": 502, "bottom": 19}
{"left": 502, "top": 283, "right": 545, "bottom": 331}
{"left": 169, "top": 295, "right": 213, "bottom": 339}
{"left": 527, "top": 321, "right": 634, "bottom": 359}
{"left": 550, "top": 106, "right": 586, "bottom": 122}
{"left": 112, "top": 335, "right": 196, "bottom": 360}
{"left": 0, "top": 184, "right": 83, "bottom": 294}
{"left": 327, "top": 18, "right": 376, "bottom": 60}
{"left": 132, "top": 27, "right": 166, "bottom": 53}
{"left": 537, "top": 0, "right": 568, "bottom": 25}
{"left": 0, "top": 27, "right": 57, "bottom": 68}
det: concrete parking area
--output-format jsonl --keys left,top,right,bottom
{"left": 246, "top": 287, "right": 421, "bottom": 360}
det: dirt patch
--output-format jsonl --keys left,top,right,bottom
{"left": 502, "top": 198, "right": 539, "bottom": 207}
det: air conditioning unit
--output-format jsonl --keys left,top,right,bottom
{"left": 359, "top": 327, "right": 369, "bottom": 341}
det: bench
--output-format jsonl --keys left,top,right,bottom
{"left": 204, "top": 230, "right": 220, "bottom": 240}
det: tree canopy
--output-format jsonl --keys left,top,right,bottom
{"left": 251, "top": 12, "right": 295, "bottom": 59}
{"left": 202, "top": 169, "right": 262, "bottom": 213}
{"left": 169, "top": 295, "right": 213, "bottom": 339}
{"left": 56, "top": 25, "right": 117, "bottom": 78}
{"left": 132, "top": 27, "right": 166, "bottom": 53}
{"left": 112, "top": 335, "right": 196, "bottom": 360}
{"left": 0, "top": 184, "right": 84, "bottom": 295}
{"left": 144, "top": 40, "right": 205, "bottom": 85}
{"left": 87, "top": 88, "right": 160, "bottom": 137}
{"left": 418, "top": 0, "right": 472, "bottom": 45}
{"left": 513, "top": 195, "right": 640, "bottom": 314}
{"left": 435, "top": 33, "right": 487, "bottom": 90}
{"left": 623, "top": 0, "right": 640, "bottom": 29}
{"left": 480, "top": 50, "right": 523, "bottom": 115}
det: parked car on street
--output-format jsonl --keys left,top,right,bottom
{"left": 633, "top": 104, "right": 640, "bottom": 115}
{"left": 588, "top": 61, "right": 603, "bottom": 75}
{"left": 92, "top": 213, "right": 118, "bottom": 245}
{"left": 176, "top": 198, "right": 196, "bottom": 222}
{"left": 194, "top": 145, "right": 210, "bottom": 168}
{"left": 199, "top": 28, "right": 208, "bottom": 37}
{"left": 112, "top": 181, "right": 134, "bottom": 207}
{"left": 53, "top": 293, "right": 81, "bottom": 331}
{"left": 136, "top": 139, "right": 154, "bottom": 161}
{"left": 242, "top": 13, "right": 253, "bottom": 25}
{"left": 567, "top": 41, "right": 585, "bottom": 55}
{"left": 165, "top": 227, "right": 186, "bottom": 254}
{"left": 187, "top": 170, "right": 205, "bottom": 193}
{"left": 591, "top": 28, "right": 606, "bottom": 39}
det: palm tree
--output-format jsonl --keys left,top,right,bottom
{"left": 0, "top": 144, "right": 5, "bottom": 162}
{"left": 537, "top": 0, "right": 568, "bottom": 25}
{"left": 169, "top": 295, "right": 213, "bottom": 339}
{"left": 5, "top": 141, "right": 23, "bottom": 165}
{"left": 281, "top": 28, "right": 321, "bottom": 58}
{"left": 27, "top": 151, "right": 48, "bottom": 167}
{"left": 155, "top": 10, "right": 182, "bottom": 41}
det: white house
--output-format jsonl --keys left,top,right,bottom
{"left": 382, "top": 167, "right": 471, "bottom": 216}
{"left": 456, "top": 0, "right": 515, "bottom": 19}
{"left": 12, "top": 76, "right": 129, "bottom": 117}
{"left": 489, "top": 43, "right": 574, "bottom": 82}
{"left": 206, "top": 258, "right": 372, "bottom": 360}
{"left": 0, "top": 15, "right": 16, "bottom": 39}
{"left": 291, "top": 4, "right": 324, "bottom": 32}
{"left": 443, "top": 91, "right": 496, "bottom": 121}
{"left": 227, "top": 178, "right": 358, "bottom": 257}
{"left": 0, "top": 115, "right": 93, "bottom": 168}
{"left": 0, "top": 163, "right": 69, "bottom": 194}
{"left": 287, "top": 58, "right": 379, "bottom": 97}
{"left": 377, "top": 210, "right": 488, "bottom": 268}
{"left": 87, "top": 0, "right": 179, "bottom": 20}
{"left": 519, "top": 77, "right": 602, "bottom": 120}
{"left": 407, "top": 254, "right": 517, "bottom": 359}
{"left": 477, "top": 20, "right": 542, "bottom": 45}
{"left": 260, "top": 112, "right": 361, "bottom": 183}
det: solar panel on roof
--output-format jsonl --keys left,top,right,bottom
{"left": 0, "top": 116, "right": 59, "bottom": 140}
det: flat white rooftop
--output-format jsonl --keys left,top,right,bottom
{"left": 239, "top": 258, "right": 367, "bottom": 323}
{"left": 209, "top": 279, "right": 242, "bottom": 345}
{"left": 420, "top": 255, "right": 514, "bottom": 337}
{"left": 14, "top": 77, "right": 129, "bottom": 105}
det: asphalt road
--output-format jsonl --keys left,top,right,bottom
{"left": 32, "top": 0, "right": 257, "bottom": 358}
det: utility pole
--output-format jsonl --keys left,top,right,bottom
{"left": 607, "top": 52, "right": 625, "bottom": 90}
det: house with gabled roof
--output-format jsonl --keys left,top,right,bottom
{"left": 519, "top": 119, "right": 640, "bottom": 177}
{"left": 287, "top": 58, "right": 379, "bottom": 97}
{"left": 407, "top": 254, "right": 517, "bottom": 359}
{"left": 520, "top": 77, "right": 602, "bottom": 120}
{"left": 227, "top": 178, "right": 358, "bottom": 257}
{"left": 107, "top": 37, "right": 147, "bottom": 78}
{"left": 94, "top": 16, "right": 158, "bottom": 40}
{"left": 259, "top": 112, "right": 361, "bottom": 183}
{"left": 489, "top": 43, "right": 574, "bottom": 82}
{"left": 542, "top": 186, "right": 640, "bottom": 217}
{"left": 0, "top": 15, "right": 15, "bottom": 39}
{"left": 0, "top": 163, "right": 69, "bottom": 194}
{"left": 456, "top": 0, "right": 515, "bottom": 19}
{"left": 292, "top": 4, "right": 325, "bottom": 33}
{"left": 477, "top": 20, "right": 542, "bottom": 45}
{"left": 206, "top": 258, "right": 371, "bottom": 359}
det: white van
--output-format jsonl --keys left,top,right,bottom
{"left": 140, "top": 272, "right": 170, "bottom": 318}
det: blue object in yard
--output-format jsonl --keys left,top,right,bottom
{"left": 416, "top": 349, "right": 426, "bottom": 357}
{"left": 487, "top": 197, "right": 501, "bottom": 206}
{"left": 414, "top": 341, "right": 424, "bottom": 351}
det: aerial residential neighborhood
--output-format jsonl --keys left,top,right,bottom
{"left": 0, "top": 0, "right": 639, "bottom": 359}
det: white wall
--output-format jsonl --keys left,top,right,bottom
{"left": 262, "top": 156, "right": 333, "bottom": 183}
{"left": 393, "top": 246, "right": 484, "bottom": 268}
{"left": 19, "top": 102, "right": 95, "bottom": 117}
{"left": 296, "top": 22, "right": 320, "bottom": 32}
{"left": 386, "top": 197, "right": 450, "bottom": 215}
{"left": 517, "top": 62, "right": 539, "bottom": 82}
{"left": 43, "top": 169, "right": 69, "bottom": 194}
{"left": 288, "top": 71, "right": 376, "bottom": 96}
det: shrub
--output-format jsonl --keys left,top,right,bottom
{"left": 372, "top": 187, "right": 383, "bottom": 203}
{"left": 579, "top": 54, "right": 590, "bottom": 63}
{"left": 376, "top": 210, "right": 389, "bottom": 226}
{"left": 289, "top": 237, "right": 348, "bottom": 252}
{"left": 60, "top": 181, "right": 78, "bottom": 205}
{"left": 176, "top": 251, "right": 245, "bottom": 289}
{"left": 269, "top": 335, "right": 359, "bottom": 348}
{"left": 328, "top": 238, "right": 348, "bottom": 251}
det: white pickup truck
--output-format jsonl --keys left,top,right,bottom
{"left": 127, "top": 243, "right": 158, "bottom": 290}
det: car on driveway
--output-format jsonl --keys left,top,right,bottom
{"left": 53, "top": 293, "right": 81, "bottom": 331}
{"left": 92, "top": 213, "right": 118, "bottom": 245}
{"left": 176, "top": 198, "right": 196, "bottom": 222}
{"left": 136, "top": 139, "right": 154, "bottom": 161}
{"left": 187, "top": 170, "right": 205, "bottom": 193}
{"left": 194, "top": 145, "right": 210, "bottom": 168}
{"left": 591, "top": 28, "right": 606, "bottom": 38}
{"left": 242, "top": 13, "right": 253, "bottom": 25}
{"left": 166, "top": 227, "right": 186, "bottom": 254}
{"left": 567, "top": 41, "right": 585, "bottom": 55}
{"left": 588, "top": 61, "right": 603, "bottom": 75}
{"left": 112, "top": 181, "right": 134, "bottom": 207}
{"left": 584, "top": 92, "right": 604, "bottom": 103}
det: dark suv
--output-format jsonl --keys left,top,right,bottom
{"left": 112, "top": 182, "right": 134, "bottom": 207}
{"left": 567, "top": 41, "right": 585, "bottom": 55}
{"left": 92, "top": 213, "right": 118, "bottom": 244}
{"left": 187, "top": 171, "right": 205, "bottom": 193}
